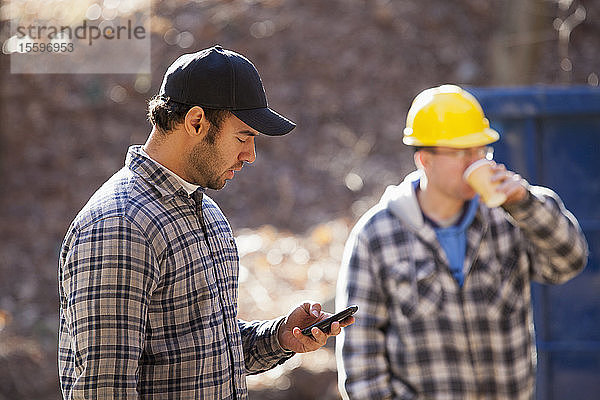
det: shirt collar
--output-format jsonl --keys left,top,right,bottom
{"left": 126, "top": 145, "right": 205, "bottom": 198}
{"left": 138, "top": 147, "right": 201, "bottom": 195}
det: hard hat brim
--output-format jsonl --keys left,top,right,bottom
{"left": 403, "top": 127, "right": 500, "bottom": 148}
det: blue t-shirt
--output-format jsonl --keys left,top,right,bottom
{"left": 414, "top": 180, "right": 479, "bottom": 287}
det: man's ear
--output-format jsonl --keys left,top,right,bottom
{"left": 184, "top": 106, "right": 208, "bottom": 137}
{"left": 414, "top": 149, "right": 425, "bottom": 170}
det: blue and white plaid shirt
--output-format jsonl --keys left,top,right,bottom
{"left": 336, "top": 172, "right": 588, "bottom": 400}
{"left": 59, "top": 145, "right": 293, "bottom": 399}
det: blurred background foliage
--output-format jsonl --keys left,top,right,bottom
{"left": 0, "top": 0, "right": 599, "bottom": 398}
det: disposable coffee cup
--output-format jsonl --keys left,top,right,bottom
{"left": 463, "top": 159, "right": 507, "bottom": 208}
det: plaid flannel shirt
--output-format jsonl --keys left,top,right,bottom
{"left": 336, "top": 172, "right": 588, "bottom": 400}
{"left": 59, "top": 145, "right": 293, "bottom": 399}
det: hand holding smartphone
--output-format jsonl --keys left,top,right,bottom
{"left": 301, "top": 305, "right": 358, "bottom": 337}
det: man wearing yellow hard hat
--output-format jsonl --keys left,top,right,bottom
{"left": 336, "top": 85, "right": 588, "bottom": 399}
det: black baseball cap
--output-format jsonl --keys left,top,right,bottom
{"left": 159, "top": 45, "right": 295, "bottom": 136}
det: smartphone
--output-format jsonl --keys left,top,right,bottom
{"left": 301, "top": 305, "right": 358, "bottom": 337}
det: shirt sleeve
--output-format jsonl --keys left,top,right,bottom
{"left": 238, "top": 317, "right": 295, "bottom": 375}
{"left": 60, "top": 216, "right": 159, "bottom": 399}
{"left": 336, "top": 227, "right": 414, "bottom": 400}
{"left": 503, "top": 185, "right": 589, "bottom": 284}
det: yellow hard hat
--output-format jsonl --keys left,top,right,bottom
{"left": 403, "top": 84, "right": 500, "bottom": 148}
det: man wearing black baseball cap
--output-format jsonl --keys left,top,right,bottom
{"left": 58, "top": 46, "right": 354, "bottom": 399}
{"left": 159, "top": 45, "right": 295, "bottom": 136}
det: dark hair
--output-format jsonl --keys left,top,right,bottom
{"left": 147, "top": 95, "right": 229, "bottom": 134}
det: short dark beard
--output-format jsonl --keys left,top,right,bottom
{"left": 187, "top": 123, "right": 228, "bottom": 190}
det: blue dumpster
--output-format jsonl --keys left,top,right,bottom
{"left": 470, "top": 86, "right": 600, "bottom": 400}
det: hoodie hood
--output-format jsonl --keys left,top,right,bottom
{"left": 380, "top": 170, "right": 426, "bottom": 231}
{"left": 380, "top": 170, "right": 480, "bottom": 232}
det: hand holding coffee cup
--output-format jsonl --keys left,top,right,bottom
{"left": 463, "top": 159, "right": 507, "bottom": 207}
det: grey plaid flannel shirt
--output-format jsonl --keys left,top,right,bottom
{"left": 59, "top": 146, "right": 293, "bottom": 399}
{"left": 336, "top": 174, "right": 588, "bottom": 400}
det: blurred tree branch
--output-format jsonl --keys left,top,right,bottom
{"left": 488, "top": 0, "right": 550, "bottom": 85}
